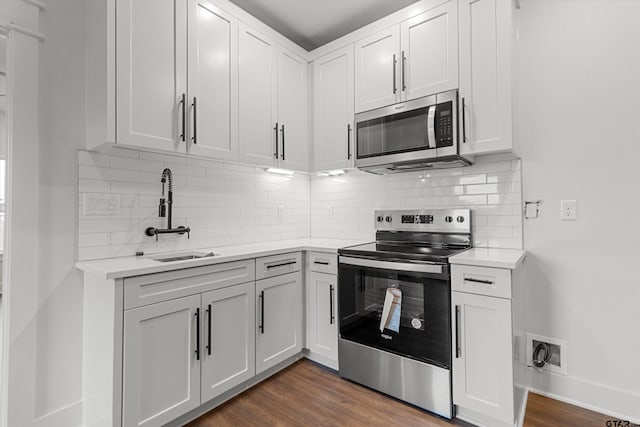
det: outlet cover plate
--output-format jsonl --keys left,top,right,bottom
{"left": 526, "top": 332, "right": 567, "bottom": 375}
{"left": 560, "top": 200, "right": 577, "bottom": 221}
{"left": 83, "top": 193, "right": 121, "bottom": 217}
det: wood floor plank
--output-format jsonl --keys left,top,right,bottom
{"left": 188, "top": 359, "right": 635, "bottom": 427}
{"left": 523, "top": 392, "right": 638, "bottom": 427}
{"left": 187, "top": 359, "right": 468, "bottom": 427}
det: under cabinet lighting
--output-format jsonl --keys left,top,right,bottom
{"left": 266, "top": 167, "right": 294, "bottom": 176}
{"left": 317, "top": 169, "right": 346, "bottom": 177}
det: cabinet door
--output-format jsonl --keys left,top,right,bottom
{"left": 116, "top": 0, "right": 187, "bottom": 152}
{"left": 452, "top": 291, "right": 514, "bottom": 424}
{"left": 187, "top": 0, "right": 238, "bottom": 160}
{"left": 238, "top": 23, "right": 278, "bottom": 166}
{"left": 306, "top": 272, "right": 338, "bottom": 365}
{"left": 400, "top": 0, "right": 458, "bottom": 101}
{"left": 459, "top": 0, "right": 513, "bottom": 155}
{"left": 201, "top": 282, "right": 255, "bottom": 403}
{"left": 278, "top": 47, "right": 309, "bottom": 171}
{"left": 312, "top": 45, "right": 354, "bottom": 172}
{"left": 354, "top": 26, "right": 400, "bottom": 113}
{"left": 123, "top": 295, "right": 201, "bottom": 427}
{"left": 256, "top": 271, "right": 303, "bottom": 374}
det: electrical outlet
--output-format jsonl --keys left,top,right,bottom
{"left": 560, "top": 200, "right": 577, "bottom": 220}
{"left": 83, "top": 193, "right": 120, "bottom": 216}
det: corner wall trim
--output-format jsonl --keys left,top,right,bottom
{"left": 0, "top": 20, "right": 45, "bottom": 41}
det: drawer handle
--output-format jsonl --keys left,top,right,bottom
{"left": 266, "top": 261, "right": 296, "bottom": 269}
{"left": 464, "top": 277, "right": 494, "bottom": 285}
{"left": 314, "top": 261, "right": 330, "bottom": 266}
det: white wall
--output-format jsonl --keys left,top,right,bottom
{"left": 76, "top": 149, "right": 310, "bottom": 260}
{"left": 311, "top": 155, "right": 523, "bottom": 248}
{"left": 518, "top": 0, "right": 640, "bottom": 421}
{"left": 34, "top": 0, "right": 85, "bottom": 424}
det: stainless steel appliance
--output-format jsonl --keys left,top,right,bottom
{"left": 354, "top": 90, "right": 472, "bottom": 174}
{"left": 337, "top": 209, "right": 472, "bottom": 418}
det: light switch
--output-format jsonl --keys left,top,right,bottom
{"left": 560, "top": 200, "right": 577, "bottom": 221}
{"left": 83, "top": 193, "right": 121, "bottom": 216}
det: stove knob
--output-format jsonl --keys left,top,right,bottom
{"left": 445, "top": 216, "right": 453, "bottom": 223}
{"left": 377, "top": 216, "right": 384, "bottom": 222}
{"left": 457, "top": 216, "right": 465, "bottom": 223}
{"left": 385, "top": 216, "right": 393, "bottom": 223}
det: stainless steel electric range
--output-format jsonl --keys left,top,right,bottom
{"left": 337, "top": 209, "right": 472, "bottom": 419}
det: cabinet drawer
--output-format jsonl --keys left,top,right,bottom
{"left": 451, "top": 264, "right": 511, "bottom": 299}
{"left": 255, "top": 252, "right": 301, "bottom": 280}
{"left": 308, "top": 252, "right": 337, "bottom": 274}
{"left": 124, "top": 259, "right": 256, "bottom": 309}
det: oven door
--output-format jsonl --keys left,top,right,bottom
{"left": 338, "top": 256, "right": 452, "bottom": 369}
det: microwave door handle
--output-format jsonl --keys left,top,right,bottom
{"left": 427, "top": 105, "right": 437, "bottom": 149}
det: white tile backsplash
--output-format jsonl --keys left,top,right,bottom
{"left": 76, "top": 149, "right": 311, "bottom": 260}
{"left": 310, "top": 154, "right": 523, "bottom": 249}
{"left": 76, "top": 150, "right": 523, "bottom": 260}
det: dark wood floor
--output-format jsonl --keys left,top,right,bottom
{"left": 187, "top": 359, "right": 633, "bottom": 427}
{"left": 523, "top": 392, "right": 637, "bottom": 427}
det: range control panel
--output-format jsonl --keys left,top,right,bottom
{"left": 375, "top": 209, "right": 471, "bottom": 234}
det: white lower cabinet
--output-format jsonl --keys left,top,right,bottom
{"left": 200, "top": 282, "right": 255, "bottom": 402}
{"left": 306, "top": 271, "right": 338, "bottom": 367}
{"left": 123, "top": 295, "right": 201, "bottom": 427}
{"left": 256, "top": 271, "right": 303, "bottom": 374}
{"left": 452, "top": 262, "right": 519, "bottom": 426}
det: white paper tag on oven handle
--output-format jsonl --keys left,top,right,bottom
{"left": 380, "top": 288, "right": 402, "bottom": 333}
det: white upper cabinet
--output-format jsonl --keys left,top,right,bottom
{"left": 354, "top": 26, "right": 400, "bottom": 113}
{"left": 400, "top": 0, "right": 458, "bottom": 101}
{"left": 116, "top": 0, "right": 187, "bottom": 153}
{"left": 459, "top": 0, "right": 514, "bottom": 155}
{"left": 238, "top": 23, "right": 279, "bottom": 167}
{"left": 187, "top": 0, "right": 238, "bottom": 161}
{"left": 312, "top": 45, "right": 355, "bottom": 172}
{"left": 277, "top": 47, "right": 309, "bottom": 171}
{"left": 354, "top": 0, "right": 458, "bottom": 114}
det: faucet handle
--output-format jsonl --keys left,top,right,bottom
{"left": 159, "top": 198, "right": 166, "bottom": 217}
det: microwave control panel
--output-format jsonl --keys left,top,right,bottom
{"left": 436, "top": 101, "right": 454, "bottom": 147}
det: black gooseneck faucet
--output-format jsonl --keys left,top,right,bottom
{"left": 145, "top": 168, "right": 191, "bottom": 241}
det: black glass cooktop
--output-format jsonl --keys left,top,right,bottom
{"left": 339, "top": 241, "right": 469, "bottom": 263}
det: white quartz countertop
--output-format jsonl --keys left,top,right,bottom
{"left": 450, "top": 248, "right": 526, "bottom": 270}
{"left": 76, "top": 238, "right": 369, "bottom": 280}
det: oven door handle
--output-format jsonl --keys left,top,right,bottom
{"left": 339, "top": 256, "right": 443, "bottom": 274}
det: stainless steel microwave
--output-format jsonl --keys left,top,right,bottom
{"left": 354, "top": 90, "right": 472, "bottom": 174}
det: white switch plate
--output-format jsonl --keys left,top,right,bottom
{"left": 560, "top": 200, "right": 577, "bottom": 220}
{"left": 83, "top": 193, "right": 121, "bottom": 216}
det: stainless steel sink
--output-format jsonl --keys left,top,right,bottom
{"left": 150, "top": 251, "right": 216, "bottom": 263}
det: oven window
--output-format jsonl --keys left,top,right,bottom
{"left": 357, "top": 107, "right": 429, "bottom": 158}
{"left": 338, "top": 263, "right": 451, "bottom": 368}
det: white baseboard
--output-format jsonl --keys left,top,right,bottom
{"left": 517, "top": 365, "right": 640, "bottom": 424}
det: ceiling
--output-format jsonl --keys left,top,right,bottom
{"left": 229, "top": 0, "right": 420, "bottom": 51}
